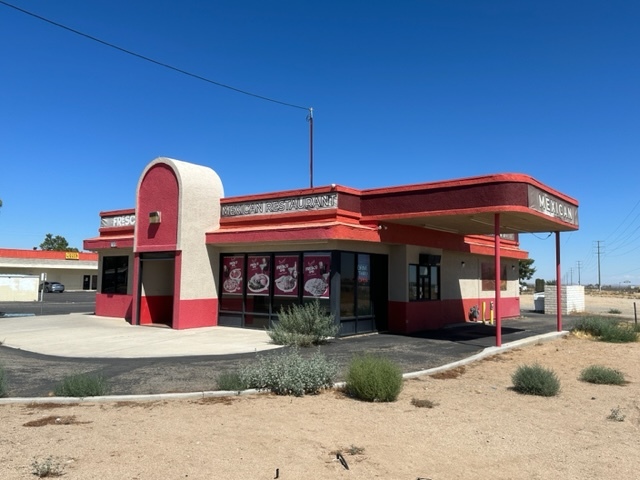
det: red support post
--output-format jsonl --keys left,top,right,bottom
{"left": 495, "top": 213, "right": 502, "bottom": 347}
{"left": 556, "top": 231, "right": 562, "bottom": 332}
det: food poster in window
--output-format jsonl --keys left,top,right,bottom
{"left": 222, "top": 256, "right": 244, "bottom": 294}
{"left": 303, "top": 253, "right": 331, "bottom": 298}
{"left": 247, "top": 255, "right": 270, "bottom": 296}
{"left": 273, "top": 255, "right": 299, "bottom": 296}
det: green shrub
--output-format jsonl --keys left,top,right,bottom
{"left": 0, "top": 364, "right": 7, "bottom": 398}
{"left": 571, "top": 316, "right": 618, "bottom": 337}
{"left": 268, "top": 300, "right": 339, "bottom": 347}
{"left": 511, "top": 364, "right": 560, "bottom": 397}
{"left": 600, "top": 323, "right": 639, "bottom": 343}
{"left": 345, "top": 355, "right": 403, "bottom": 402}
{"left": 54, "top": 373, "right": 109, "bottom": 397}
{"left": 571, "top": 316, "right": 638, "bottom": 343}
{"left": 607, "top": 308, "right": 622, "bottom": 314}
{"left": 216, "top": 371, "right": 247, "bottom": 391}
{"left": 579, "top": 365, "right": 626, "bottom": 385}
{"left": 241, "top": 348, "right": 338, "bottom": 396}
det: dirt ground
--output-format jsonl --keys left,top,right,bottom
{"left": 1, "top": 292, "right": 639, "bottom": 479}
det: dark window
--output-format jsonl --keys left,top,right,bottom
{"left": 356, "top": 254, "right": 372, "bottom": 316}
{"left": 340, "top": 252, "right": 355, "bottom": 317}
{"left": 409, "top": 261, "right": 440, "bottom": 301}
{"left": 340, "top": 252, "right": 372, "bottom": 317}
{"left": 101, "top": 256, "right": 129, "bottom": 294}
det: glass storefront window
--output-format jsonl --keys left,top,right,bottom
{"left": 101, "top": 256, "right": 128, "bottom": 294}
{"left": 357, "top": 254, "right": 372, "bottom": 316}
{"left": 409, "top": 264, "right": 418, "bottom": 301}
{"left": 219, "top": 251, "right": 376, "bottom": 332}
{"left": 430, "top": 265, "right": 439, "bottom": 299}
{"left": 339, "top": 252, "right": 372, "bottom": 318}
{"left": 340, "top": 252, "right": 355, "bottom": 317}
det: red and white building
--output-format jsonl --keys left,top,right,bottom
{"left": 84, "top": 157, "right": 579, "bottom": 341}
{"left": 0, "top": 248, "right": 98, "bottom": 291}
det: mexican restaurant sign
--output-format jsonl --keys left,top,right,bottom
{"left": 528, "top": 186, "right": 578, "bottom": 226}
{"left": 221, "top": 193, "right": 338, "bottom": 218}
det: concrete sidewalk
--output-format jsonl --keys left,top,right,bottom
{"left": 0, "top": 314, "right": 281, "bottom": 358}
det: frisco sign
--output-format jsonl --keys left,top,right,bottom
{"left": 101, "top": 214, "right": 136, "bottom": 228}
{"left": 221, "top": 193, "right": 338, "bottom": 218}
{"left": 528, "top": 186, "right": 578, "bottom": 226}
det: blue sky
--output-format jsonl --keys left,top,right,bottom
{"left": 1, "top": 1, "right": 638, "bottom": 286}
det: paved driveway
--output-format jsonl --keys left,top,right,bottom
{"left": 0, "top": 312, "right": 571, "bottom": 399}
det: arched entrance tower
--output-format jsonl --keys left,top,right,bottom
{"left": 132, "top": 157, "right": 223, "bottom": 328}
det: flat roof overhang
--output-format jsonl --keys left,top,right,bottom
{"left": 358, "top": 173, "right": 579, "bottom": 235}
{"left": 369, "top": 207, "right": 577, "bottom": 236}
{"left": 209, "top": 173, "right": 578, "bottom": 243}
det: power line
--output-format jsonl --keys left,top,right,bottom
{"left": 604, "top": 198, "right": 640, "bottom": 244}
{"left": 0, "top": 0, "right": 310, "bottom": 112}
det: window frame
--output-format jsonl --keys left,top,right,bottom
{"left": 408, "top": 260, "right": 440, "bottom": 302}
{"left": 101, "top": 255, "right": 129, "bottom": 294}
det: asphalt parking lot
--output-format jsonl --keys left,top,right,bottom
{"left": 0, "top": 291, "right": 96, "bottom": 317}
{"left": 0, "top": 304, "right": 571, "bottom": 399}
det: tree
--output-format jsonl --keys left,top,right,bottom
{"left": 39, "top": 233, "right": 79, "bottom": 252}
{"left": 519, "top": 259, "right": 536, "bottom": 283}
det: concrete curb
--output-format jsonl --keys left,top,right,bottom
{"left": 402, "top": 330, "right": 569, "bottom": 380}
{"left": 0, "top": 331, "right": 569, "bottom": 405}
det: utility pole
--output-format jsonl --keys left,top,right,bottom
{"left": 594, "top": 241, "right": 604, "bottom": 291}
{"left": 569, "top": 267, "right": 573, "bottom": 285}
{"left": 576, "top": 261, "right": 582, "bottom": 285}
{"left": 307, "top": 107, "right": 314, "bottom": 188}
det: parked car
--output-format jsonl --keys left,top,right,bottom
{"left": 40, "top": 281, "right": 65, "bottom": 293}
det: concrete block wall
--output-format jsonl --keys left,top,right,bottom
{"left": 545, "top": 285, "right": 585, "bottom": 315}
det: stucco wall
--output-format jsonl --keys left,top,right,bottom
{"left": 544, "top": 285, "right": 585, "bottom": 315}
{"left": 0, "top": 274, "right": 39, "bottom": 301}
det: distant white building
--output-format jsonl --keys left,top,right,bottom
{"left": 0, "top": 248, "right": 98, "bottom": 292}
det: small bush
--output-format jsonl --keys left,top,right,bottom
{"left": 579, "top": 365, "right": 626, "bottom": 385}
{"left": 241, "top": 348, "right": 338, "bottom": 396}
{"left": 346, "top": 445, "right": 365, "bottom": 455}
{"left": 54, "top": 373, "right": 109, "bottom": 397}
{"left": 607, "top": 308, "right": 622, "bottom": 314}
{"left": 600, "top": 324, "right": 639, "bottom": 343}
{"left": 216, "top": 371, "right": 247, "bottom": 391}
{"left": 607, "top": 406, "right": 626, "bottom": 422}
{"left": 511, "top": 364, "right": 560, "bottom": 397}
{"left": 0, "top": 364, "right": 7, "bottom": 398}
{"left": 411, "top": 398, "right": 438, "bottom": 408}
{"left": 571, "top": 316, "right": 638, "bottom": 343}
{"left": 31, "top": 456, "right": 65, "bottom": 477}
{"left": 571, "top": 316, "right": 618, "bottom": 337}
{"left": 345, "top": 355, "right": 403, "bottom": 402}
{"left": 268, "top": 300, "right": 339, "bottom": 347}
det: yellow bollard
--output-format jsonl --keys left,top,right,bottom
{"left": 482, "top": 301, "right": 486, "bottom": 324}
{"left": 490, "top": 301, "right": 494, "bottom": 325}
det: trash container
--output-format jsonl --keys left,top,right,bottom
{"left": 533, "top": 292, "right": 545, "bottom": 312}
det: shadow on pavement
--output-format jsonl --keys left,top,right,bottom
{"left": 407, "top": 323, "right": 523, "bottom": 346}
